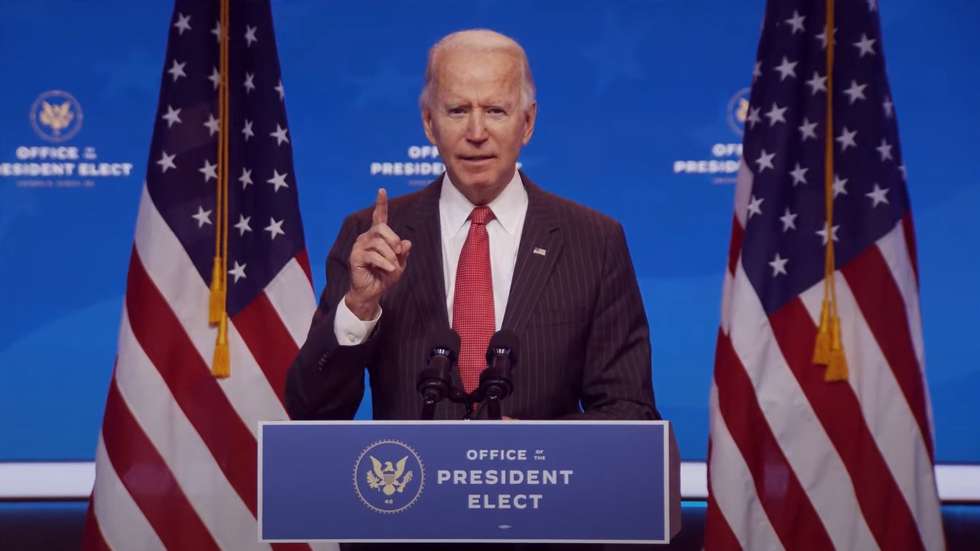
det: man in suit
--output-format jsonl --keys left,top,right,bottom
{"left": 286, "top": 28, "right": 658, "bottom": 423}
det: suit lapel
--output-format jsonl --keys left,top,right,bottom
{"left": 401, "top": 179, "right": 450, "bottom": 329}
{"left": 502, "top": 175, "right": 563, "bottom": 333}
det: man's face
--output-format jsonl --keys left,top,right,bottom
{"left": 422, "top": 48, "right": 536, "bottom": 205}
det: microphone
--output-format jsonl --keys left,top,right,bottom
{"left": 416, "top": 328, "right": 460, "bottom": 419}
{"left": 475, "top": 330, "right": 519, "bottom": 419}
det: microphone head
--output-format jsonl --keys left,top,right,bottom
{"left": 486, "top": 329, "right": 519, "bottom": 364}
{"left": 428, "top": 327, "right": 461, "bottom": 359}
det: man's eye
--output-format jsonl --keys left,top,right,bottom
{"left": 487, "top": 108, "right": 506, "bottom": 116}
{"left": 448, "top": 107, "right": 466, "bottom": 116}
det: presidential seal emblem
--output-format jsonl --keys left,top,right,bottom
{"left": 30, "top": 90, "right": 84, "bottom": 143}
{"left": 353, "top": 440, "right": 424, "bottom": 513}
{"left": 726, "top": 87, "right": 751, "bottom": 137}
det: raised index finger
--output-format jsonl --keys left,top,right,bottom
{"left": 372, "top": 188, "right": 388, "bottom": 226}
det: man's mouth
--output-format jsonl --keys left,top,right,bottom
{"left": 459, "top": 154, "right": 495, "bottom": 162}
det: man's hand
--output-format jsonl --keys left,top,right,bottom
{"left": 345, "top": 189, "right": 412, "bottom": 320}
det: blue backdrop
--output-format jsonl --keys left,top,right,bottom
{"left": 0, "top": 0, "right": 977, "bottom": 464}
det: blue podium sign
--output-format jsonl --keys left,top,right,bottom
{"left": 259, "top": 420, "right": 671, "bottom": 544}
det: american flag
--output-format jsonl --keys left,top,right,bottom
{"left": 81, "top": 2, "right": 328, "bottom": 549}
{"left": 706, "top": 1, "right": 944, "bottom": 550}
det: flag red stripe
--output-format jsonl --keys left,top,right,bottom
{"left": 81, "top": 499, "right": 110, "bottom": 551}
{"left": 727, "top": 216, "right": 743, "bottom": 276}
{"left": 770, "top": 299, "right": 926, "bottom": 551}
{"left": 704, "top": 463, "right": 743, "bottom": 551}
{"left": 102, "top": 379, "right": 219, "bottom": 550}
{"left": 901, "top": 214, "right": 920, "bottom": 287}
{"left": 841, "top": 245, "right": 934, "bottom": 459}
{"left": 295, "top": 249, "right": 313, "bottom": 285}
{"left": 232, "top": 290, "right": 297, "bottom": 405}
{"left": 126, "top": 248, "right": 260, "bottom": 515}
{"left": 713, "top": 330, "right": 835, "bottom": 549}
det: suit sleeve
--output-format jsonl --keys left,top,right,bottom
{"left": 568, "top": 222, "right": 660, "bottom": 420}
{"left": 285, "top": 214, "right": 378, "bottom": 420}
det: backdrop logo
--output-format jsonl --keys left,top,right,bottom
{"left": 354, "top": 440, "right": 425, "bottom": 514}
{"left": 370, "top": 144, "right": 445, "bottom": 188}
{"left": 726, "top": 87, "right": 750, "bottom": 137}
{"left": 671, "top": 87, "right": 747, "bottom": 184}
{"left": 30, "top": 90, "right": 84, "bottom": 143}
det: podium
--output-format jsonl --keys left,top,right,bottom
{"left": 259, "top": 420, "right": 680, "bottom": 544}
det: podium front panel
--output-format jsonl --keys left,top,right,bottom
{"left": 259, "top": 420, "right": 669, "bottom": 544}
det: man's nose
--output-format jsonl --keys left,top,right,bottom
{"left": 465, "top": 112, "right": 488, "bottom": 142}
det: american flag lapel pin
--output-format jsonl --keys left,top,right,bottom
{"left": 533, "top": 247, "right": 547, "bottom": 256}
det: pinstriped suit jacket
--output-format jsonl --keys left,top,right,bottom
{"left": 286, "top": 173, "right": 659, "bottom": 422}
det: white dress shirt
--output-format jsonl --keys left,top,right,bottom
{"left": 334, "top": 168, "right": 528, "bottom": 345}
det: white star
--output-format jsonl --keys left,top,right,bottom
{"left": 265, "top": 217, "right": 285, "bottom": 240}
{"left": 157, "top": 151, "right": 176, "bottom": 173}
{"left": 173, "top": 13, "right": 191, "bottom": 35}
{"left": 211, "top": 20, "right": 221, "bottom": 42}
{"left": 769, "top": 253, "right": 789, "bottom": 277}
{"left": 798, "top": 118, "right": 818, "bottom": 141}
{"left": 192, "top": 206, "right": 212, "bottom": 228}
{"left": 755, "top": 149, "right": 775, "bottom": 173}
{"left": 239, "top": 167, "right": 253, "bottom": 189}
{"left": 899, "top": 164, "right": 908, "bottom": 180}
{"left": 747, "top": 195, "right": 764, "bottom": 218}
{"left": 883, "top": 96, "right": 894, "bottom": 118}
{"left": 780, "top": 208, "right": 798, "bottom": 232}
{"left": 866, "top": 184, "right": 890, "bottom": 207}
{"left": 208, "top": 67, "right": 221, "bottom": 90}
{"left": 199, "top": 159, "right": 217, "bottom": 182}
{"left": 765, "top": 103, "right": 787, "bottom": 126}
{"left": 242, "top": 119, "right": 254, "bottom": 141}
{"left": 203, "top": 113, "right": 220, "bottom": 136}
{"left": 843, "top": 80, "right": 868, "bottom": 104}
{"left": 867, "top": 0, "right": 878, "bottom": 12}
{"left": 836, "top": 127, "right": 857, "bottom": 152}
{"left": 773, "top": 56, "right": 798, "bottom": 81}
{"left": 274, "top": 79, "right": 285, "bottom": 100}
{"left": 167, "top": 59, "right": 187, "bottom": 82}
{"left": 854, "top": 34, "right": 877, "bottom": 57}
{"left": 876, "top": 139, "right": 894, "bottom": 162}
{"left": 785, "top": 11, "right": 805, "bottom": 34}
{"left": 228, "top": 261, "right": 247, "bottom": 283}
{"left": 746, "top": 106, "right": 761, "bottom": 129}
{"left": 805, "top": 71, "right": 827, "bottom": 95}
{"left": 270, "top": 124, "right": 290, "bottom": 146}
{"left": 752, "top": 61, "right": 762, "bottom": 81}
{"left": 161, "top": 105, "right": 182, "bottom": 128}
{"left": 244, "top": 25, "right": 258, "bottom": 47}
{"left": 267, "top": 169, "right": 289, "bottom": 192}
{"left": 244, "top": 72, "right": 255, "bottom": 94}
{"left": 816, "top": 27, "right": 837, "bottom": 49}
{"left": 833, "top": 174, "right": 848, "bottom": 197}
{"left": 790, "top": 162, "right": 808, "bottom": 186}
{"left": 234, "top": 214, "right": 252, "bottom": 235}
{"left": 817, "top": 223, "right": 840, "bottom": 245}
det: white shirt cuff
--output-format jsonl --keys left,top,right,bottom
{"left": 333, "top": 297, "right": 381, "bottom": 346}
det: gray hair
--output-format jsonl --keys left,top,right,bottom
{"left": 419, "top": 29, "right": 536, "bottom": 112}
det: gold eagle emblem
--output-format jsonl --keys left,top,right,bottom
{"left": 736, "top": 97, "right": 749, "bottom": 124}
{"left": 39, "top": 101, "right": 74, "bottom": 136}
{"left": 365, "top": 455, "right": 414, "bottom": 496}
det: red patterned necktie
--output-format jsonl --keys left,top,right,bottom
{"left": 452, "top": 206, "right": 496, "bottom": 394}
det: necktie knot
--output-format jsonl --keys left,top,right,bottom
{"left": 469, "top": 206, "right": 495, "bottom": 226}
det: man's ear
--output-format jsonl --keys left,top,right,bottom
{"left": 521, "top": 102, "right": 538, "bottom": 145}
{"left": 421, "top": 107, "right": 436, "bottom": 144}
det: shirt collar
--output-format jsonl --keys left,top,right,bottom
{"left": 440, "top": 167, "right": 527, "bottom": 238}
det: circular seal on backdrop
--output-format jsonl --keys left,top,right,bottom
{"left": 726, "top": 87, "right": 751, "bottom": 137}
{"left": 353, "top": 440, "right": 425, "bottom": 514}
{"left": 30, "top": 90, "right": 84, "bottom": 143}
